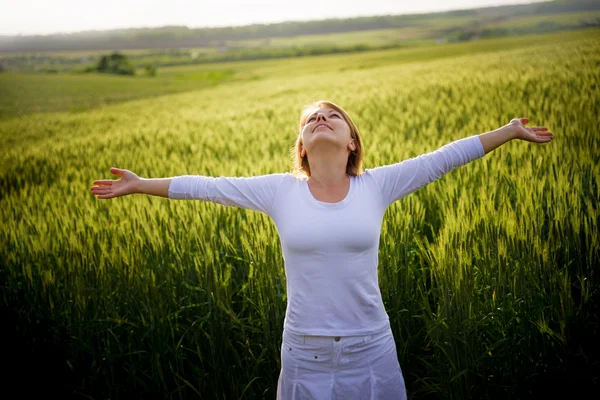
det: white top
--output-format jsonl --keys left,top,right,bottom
{"left": 168, "top": 135, "right": 486, "bottom": 336}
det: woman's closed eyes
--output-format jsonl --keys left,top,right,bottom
{"left": 307, "top": 113, "right": 341, "bottom": 123}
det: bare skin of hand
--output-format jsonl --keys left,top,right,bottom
{"left": 90, "top": 167, "right": 140, "bottom": 199}
{"left": 509, "top": 118, "right": 554, "bottom": 143}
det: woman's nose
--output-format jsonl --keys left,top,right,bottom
{"left": 317, "top": 113, "right": 327, "bottom": 122}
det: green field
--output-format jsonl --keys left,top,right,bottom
{"left": 2, "top": 8, "right": 599, "bottom": 73}
{"left": 485, "top": 9, "right": 600, "bottom": 29}
{"left": 1, "top": 29, "right": 599, "bottom": 398}
{"left": 2, "top": 29, "right": 598, "bottom": 120}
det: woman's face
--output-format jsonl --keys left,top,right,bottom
{"left": 300, "top": 107, "right": 355, "bottom": 157}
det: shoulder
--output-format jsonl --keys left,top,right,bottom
{"left": 355, "top": 168, "right": 378, "bottom": 182}
{"left": 353, "top": 168, "right": 386, "bottom": 195}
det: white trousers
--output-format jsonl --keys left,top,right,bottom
{"left": 276, "top": 325, "right": 407, "bottom": 399}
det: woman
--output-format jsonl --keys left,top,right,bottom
{"left": 90, "top": 100, "right": 553, "bottom": 399}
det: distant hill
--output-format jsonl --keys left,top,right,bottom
{"left": 1, "top": 0, "right": 599, "bottom": 53}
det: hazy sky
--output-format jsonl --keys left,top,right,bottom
{"left": 0, "top": 0, "right": 549, "bottom": 36}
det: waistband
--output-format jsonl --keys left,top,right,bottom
{"left": 283, "top": 324, "right": 392, "bottom": 347}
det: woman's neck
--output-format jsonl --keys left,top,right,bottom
{"left": 306, "top": 151, "right": 349, "bottom": 187}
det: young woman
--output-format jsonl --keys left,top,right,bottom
{"left": 90, "top": 100, "right": 553, "bottom": 399}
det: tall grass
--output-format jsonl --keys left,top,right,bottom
{"left": 1, "top": 31, "right": 598, "bottom": 398}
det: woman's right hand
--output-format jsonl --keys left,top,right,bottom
{"left": 90, "top": 167, "right": 141, "bottom": 199}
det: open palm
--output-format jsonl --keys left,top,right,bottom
{"left": 90, "top": 167, "right": 140, "bottom": 199}
{"left": 509, "top": 118, "right": 554, "bottom": 143}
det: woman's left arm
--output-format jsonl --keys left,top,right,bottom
{"left": 479, "top": 117, "right": 554, "bottom": 154}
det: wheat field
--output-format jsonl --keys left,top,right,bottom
{"left": 0, "top": 29, "right": 598, "bottom": 398}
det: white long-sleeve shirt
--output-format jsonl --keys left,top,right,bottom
{"left": 168, "top": 135, "right": 486, "bottom": 336}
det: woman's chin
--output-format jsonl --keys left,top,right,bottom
{"left": 307, "top": 138, "right": 345, "bottom": 152}
{"left": 311, "top": 131, "right": 337, "bottom": 141}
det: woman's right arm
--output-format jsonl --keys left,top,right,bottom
{"left": 91, "top": 167, "right": 287, "bottom": 216}
{"left": 90, "top": 167, "right": 172, "bottom": 199}
{"left": 136, "top": 177, "right": 172, "bottom": 198}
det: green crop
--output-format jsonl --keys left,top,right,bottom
{"left": 1, "top": 29, "right": 598, "bottom": 398}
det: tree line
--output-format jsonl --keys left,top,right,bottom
{"left": 0, "top": 0, "right": 598, "bottom": 52}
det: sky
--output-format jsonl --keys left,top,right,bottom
{"left": 0, "top": 0, "right": 549, "bottom": 36}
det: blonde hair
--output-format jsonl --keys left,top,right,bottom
{"left": 290, "top": 100, "right": 364, "bottom": 178}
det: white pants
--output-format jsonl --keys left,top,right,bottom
{"left": 276, "top": 325, "right": 407, "bottom": 399}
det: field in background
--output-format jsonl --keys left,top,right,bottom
{"left": 1, "top": 28, "right": 598, "bottom": 119}
{"left": 1, "top": 8, "right": 599, "bottom": 73}
{"left": 0, "top": 29, "right": 599, "bottom": 398}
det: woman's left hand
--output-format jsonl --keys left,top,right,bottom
{"left": 508, "top": 117, "right": 554, "bottom": 143}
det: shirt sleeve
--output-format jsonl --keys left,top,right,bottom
{"left": 367, "top": 135, "right": 485, "bottom": 207}
{"left": 167, "top": 173, "right": 287, "bottom": 216}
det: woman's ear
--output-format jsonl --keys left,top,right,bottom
{"left": 301, "top": 147, "right": 306, "bottom": 157}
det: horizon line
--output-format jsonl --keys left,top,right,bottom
{"left": 0, "top": 1, "right": 540, "bottom": 38}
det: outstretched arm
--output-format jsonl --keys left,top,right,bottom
{"left": 90, "top": 168, "right": 172, "bottom": 199}
{"left": 478, "top": 117, "right": 553, "bottom": 154}
{"left": 367, "top": 117, "right": 554, "bottom": 207}
{"left": 91, "top": 168, "right": 287, "bottom": 215}
{"left": 166, "top": 173, "right": 285, "bottom": 215}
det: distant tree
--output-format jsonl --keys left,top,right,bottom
{"left": 144, "top": 63, "right": 157, "bottom": 77}
{"left": 0, "top": 63, "right": 5, "bottom": 73}
{"left": 97, "top": 55, "right": 109, "bottom": 72}
{"left": 95, "top": 52, "right": 135, "bottom": 75}
{"left": 82, "top": 65, "right": 97, "bottom": 73}
{"left": 453, "top": 30, "right": 479, "bottom": 42}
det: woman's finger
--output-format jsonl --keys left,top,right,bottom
{"left": 90, "top": 185, "right": 112, "bottom": 191}
{"left": 92, "top": 188, "right": 112, "bottom": 194}
{"left": 93, "top": 180, "right": 115, "bottom": 185}
{"left": 110, "top": 167, "right": 126, "bottom": 176}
